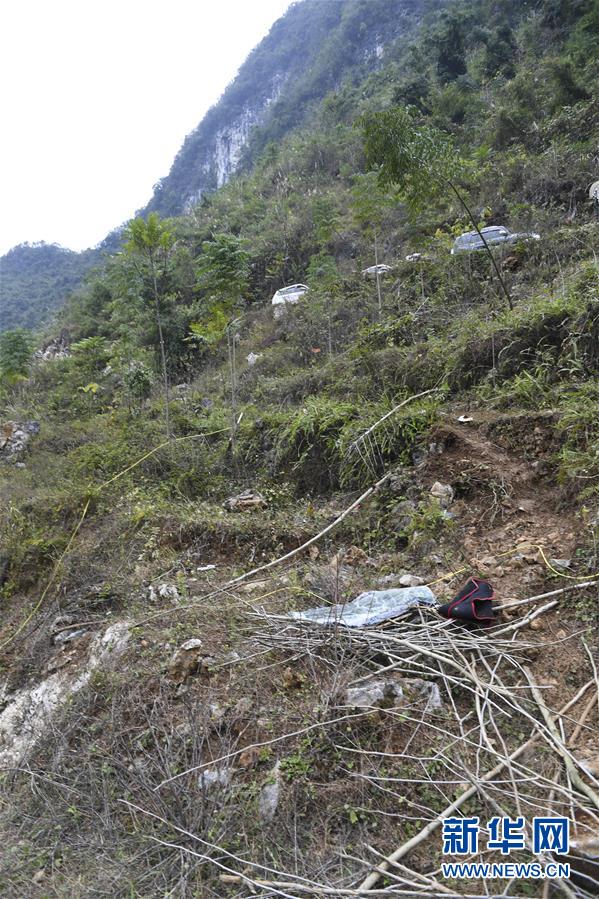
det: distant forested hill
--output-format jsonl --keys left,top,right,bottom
{"left": 0, "top": 243, "right": 99, "bottom": 332}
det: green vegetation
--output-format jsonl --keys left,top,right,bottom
{"left": 0, "top": 241, "right": 107, "bottom": 332}
{"left": 1, "top": 0, "right": 597, "bottom": 587}
{"left": 1, "top": 0, "right": 598, "bottom": 895}
{"left": 1, "top": 0, "right": 597, "bottom": 585}
{"left": 0, "top": 329, "right": 33, "bottom": 383}
{"left": 124, "top": 214, "right": 176, "bottom": 438}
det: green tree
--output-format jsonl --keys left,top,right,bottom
{"left": 196, "top": 232, "right": 250, "bottom": 303}
{"left": 124, "top": 213, "right": 175, "bottom": 438}
{"left": 306, "top": 251, "right": 340, "bottom": 357}
{"left": 360, "top": 106, "right": 513, "bottom": 309}
{"left": 0, "top": 329, "right": 33, "bottom": 384}
{"left": 311, "top": 195, "right": 339, "bottom": 246}
{"left": 549, "top": 59, "right": 590, "bottom": 107}
{"left": 351, "top": 171, "right": 396, "bottom": 316}
{"left": 430, "top": 11, "right": 468, "bottom": 83}
{"left": 70, "top": 336, "right": 109, "bottom": 379}
{"left": 196, "top": 233, "right": 250, "bottom": 456}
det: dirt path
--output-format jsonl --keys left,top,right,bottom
{"left": 423, "top": 410, "right": 580, "bottom": 602}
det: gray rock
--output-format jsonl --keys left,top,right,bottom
{"left": 345, "top": 679, "right": 401, "bottom": 709}
{"left": 377, "top": 570, "right": 426, "bottom": 587}
{"left": 429, "top": 441, "right": 444, "bottom": 455}
{"left": 259, "top": 761, "right": 282, "bottom": 822}
{"left": 377, "top": 573, "right": 402, "bottom": 586}
{"left": 343, "top": 676, "right": 442, "bottom": 712}
{"left": 198, "top": 767, "right": 231, "bottom": 791}
{"left": 408, "top": 679, "right": 443, "bottom": 710}
{"left": 179, "top": 638, "right": 202, "bottom": 651}
{"left": 148, "top": 583, "right": 181, "bottom": 603}
{"left": 549, "top": 558, "right": 572, "bottom": 570}
{"left": 53, "top": 628, "right": 88, "bottom": 646}
{"left": 430, "top": 481, "right": 454, "bottom": 506}
{"left": 399, "top": 574, "right": 424, "bottom": 587}
{"left": 0, "top": 421, "right": 40, "bottom": 462}
{"left": 37, "top": 334, "right": 70, "bottom": 361}
{"left": 168, "top": 639, "right": 204, "bottom": 683}
{"left": 394, "top": 499, "right": 416, "bottom": 529}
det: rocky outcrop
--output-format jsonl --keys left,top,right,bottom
{"left": 0, "top": 622, "right": 130, "bottom": 767}
{"left": 36, "top": 331, "right": 70, "bottom": 361}
{"left": 145, "top": 0, "right": 414, "bottom": 218}
{"left": 0, "top": 420, "right": 40, "bottom": 463}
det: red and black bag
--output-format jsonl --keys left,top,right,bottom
{"left": 438, "top": 577, "right": 495, "bottom": 626}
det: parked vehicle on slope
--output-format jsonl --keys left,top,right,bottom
{"left": 361, "top": 264, "right": 393, "bottom": 278}
{"left": 271, "top": 283, "right": 309, "bottom": 318}
{"left": 451, "top": 225, "right": 540, "bottom": 255}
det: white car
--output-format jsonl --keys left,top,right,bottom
{"left": 271, "top": 283, "right": 309, "bottom": 318}
{"left": 362, "top": 264, "right": 393, "bottom": 278}
{"left": 451, "top": 225, "right": 540, "bottom": 255}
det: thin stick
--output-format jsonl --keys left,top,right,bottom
{"left": 219, "top": 876, "right": 477, "bottom": 896}
{"left": 358, "top": 686, "right": 596, "bottom": 892}
{"left": 225, "top": 389, "right": 437, "bottom": 587}
{"left": 497, "top": 580, "right": 599, "bottom": 610}
{"left": 583, "top": 636, "right": 599, "bottom": 715}
{"left": 446, "top": 179, "right": 513, "bottom": 310}
{"left": 347, "top": 388, "right": 439, "bottom": 455}
{"left": 524, "top": 667, "right": 599, "bottom": 811}
{"left": 568, "top": 692, "right": 597, "bottom": 747}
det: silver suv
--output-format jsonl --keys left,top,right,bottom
{"left": 451, "top": 225, "right": 540, "bottom": 255}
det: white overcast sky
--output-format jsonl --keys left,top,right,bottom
{"left": 0, "top": 0, "right": 292, "bottom": 255}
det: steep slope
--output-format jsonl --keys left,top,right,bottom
{"left": 145, "top": 0, "right": 430, "bottom": 217}
{"left": 0, "top": 0, "right": 431, "bottom": 333}
{"left": 1, "top": 0, "right": 598, "bottom": 894}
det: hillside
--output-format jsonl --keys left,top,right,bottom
{"left": 0, "top": 0, "right": 430, "bottom": 334}
{"left": 144, "top": 0, "right": 430, "bottom": 217}
{"left": 0, "top": 231, "right": 122, "bottom": 334}
{"left": 0, "top": 242, "right": 98, "bottom": 332}
{"left": 0, "top": 0, "right": 598, "bottom": 896}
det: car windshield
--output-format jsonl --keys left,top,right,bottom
{"left": 279, "top": 285, "right": 306, "bottom": 295}
{"left": 456, "top": 233, "right": 483, "bottom": 247}
{"left": 456, "top": 228, "right": 508, "bottom": 248}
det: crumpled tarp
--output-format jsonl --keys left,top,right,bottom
{"left": 289, "top": 587, "right": 436, "bottom": 628}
